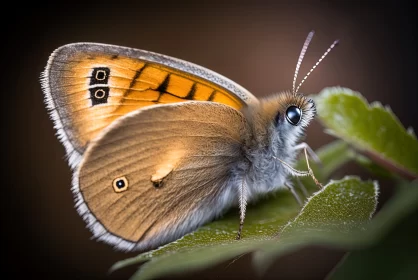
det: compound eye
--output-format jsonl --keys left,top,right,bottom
{"left": 286, "top": 106, "right": 302, "bottom": 126}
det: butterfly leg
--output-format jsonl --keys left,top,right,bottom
{"left": 273, "top": 151, "right": 322, "bottom": 188}
{"left": 293, "top": 142, "right": 323, "bottom": 188}
{"left": 236, "top": 178, "right": 248, "bottom": 240}
{"left": 295, "top": 176, "right": 310, "bottom": 198}
{"left": 285, "top": 182, "right": 303, "bottom": 206}
{"left": 301, "top": 147, "right": 323, "bottom": 188}
{"left": 294, "top": 142, "right": 321, "bottom": 166}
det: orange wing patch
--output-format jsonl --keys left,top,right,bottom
{"left": 50, "top": 52, "right": 245, "bottom": 152}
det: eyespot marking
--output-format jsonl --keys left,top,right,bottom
{"left": 94, "top": 89, "right": 106, "bottom": 99}
{"left": 90, "top": 87, "right": 109, "bottom": 105}
{"left": 96, "top": 70, "right": 107, "bottom": 81}
{"left": 90, "top": 67, "right": 110, "bottom": 85}
{"left": 113, "top": 176, "right": 128, "bottom": 193}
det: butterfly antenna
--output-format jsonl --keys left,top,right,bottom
{"left": 293, "top": 30, "right": 315, "bottom": 95}
{"left": 295, "top": 39, "right": 339, "bottom": 94}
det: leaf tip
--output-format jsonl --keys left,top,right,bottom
{"left": 407, "top": 126, "right": 417, "bottom": 139}
{"left": 108, "top": 262, "right": 121, "bottom": 274}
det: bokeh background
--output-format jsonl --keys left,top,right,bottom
{"left": 5, "top": 1, "right": 416, "bottom": 279}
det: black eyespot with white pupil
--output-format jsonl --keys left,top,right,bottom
{"left": 113, "top": 176, "right": 128, "bottom": 193}
{"left": 116, "top": 180, "right": 125, "bottom": 188}
{"left": 286, "top": 106, "right": 302, "bottom": 126}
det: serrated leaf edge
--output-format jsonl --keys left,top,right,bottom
{"left": 280, "top": 175, "right": 379, "bottom": 234}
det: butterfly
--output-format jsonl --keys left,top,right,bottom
{"left": 41, "top": 31, "right": 338, "bottom": 252}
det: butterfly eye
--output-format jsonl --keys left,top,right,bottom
{"left": 286, "top": 106, "right": 302, "bottom": 126}
{"left": 113, "top": 176, "right": 128, "bottom": 193}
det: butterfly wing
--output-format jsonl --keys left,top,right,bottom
{"left": 41, "top": 42, "right": 257, "bottom": 168}
{"left": 75, "top": 101, "right": 250, "bottom": 251}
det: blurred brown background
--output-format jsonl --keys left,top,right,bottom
{"left": 5, "top": 1, "right": 416, "bottom": 279}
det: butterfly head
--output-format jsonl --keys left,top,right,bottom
{"left": 241, "top": 91, "right": 315, "bottom": 148}
{"left": 274, "top": 92, "right": 316, "bottom": 128}
{"left": 257, "top": 92, "right": 316, "bottom": 141}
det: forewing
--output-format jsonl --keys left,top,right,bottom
{"left": 41, "top": 43, "right": 257, "bottom": 168}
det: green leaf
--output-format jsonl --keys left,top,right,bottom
{"left": 253, "top": 176, "right": 378, "bottom": 276}
{"left": 281, "top": 176, "right": 378, "bottom": 236}
{"left": 327, "top": 180, "right": 418, "bottom": 280}
{"left": 111, "top": 176, "right": 378, "bottom": 280}
{"left": 112, "top": 189, "right": 301, "bottom": 278}
{"left": 314, "top": 87, "right": 418, "bottom": 179}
